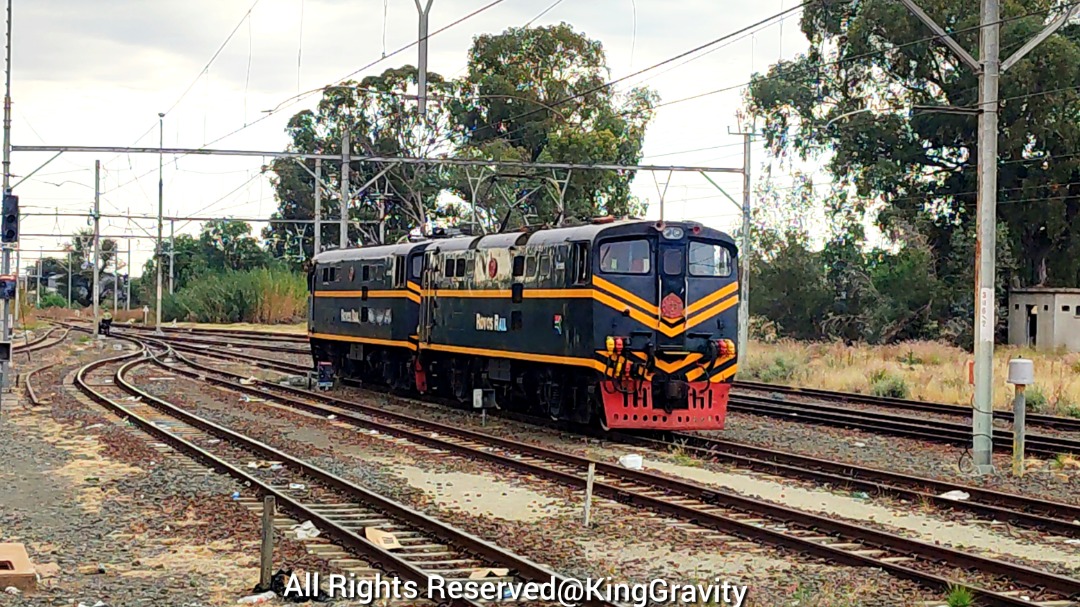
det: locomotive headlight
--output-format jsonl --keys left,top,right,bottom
{"left": 662, "top": 226, "right": 684, "bottom": 240}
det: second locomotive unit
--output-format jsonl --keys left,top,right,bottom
{"left": 308, "top": 218, "right": 739, "bottom": 431}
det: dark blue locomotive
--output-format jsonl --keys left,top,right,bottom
{"left": 308, "top": 218, "right": 739, "bottom": 430}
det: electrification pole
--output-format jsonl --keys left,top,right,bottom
{"left": 1, "top": 0, "right": 12, "bottom": 392}
{"left": 154, "top": 112, "right": 164, "bottom": 335}
{"left": 314, "top": 158, "right": 321, "bottom": 257}
{"left": 93, "top": 160, "right": 101, "bottom": 339}
{"left": 168, "top": 218, "right": 174, "bottom": 294}
{"left": 414, "top": 0, "right": 434, "bottom": 116}
{"left": 897, "top": 0, "right": 1078, "bottom": 473}
{"left": 66, "top": 250, "right": 71, "bottom": 307}
{"left": 738, "top": 131, "right": 752, "bottom": 359}
{"left": 339, "top": 129, "right": 349, "bottom": 249}
{"left": 125, "top": 244, "right": 131, "bottom": 311}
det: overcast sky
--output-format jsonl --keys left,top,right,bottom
{"left": 9, "top": 0, "right": 810, "bottom": 277}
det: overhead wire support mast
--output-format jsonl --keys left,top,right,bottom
{"left": 1, "top": 0, "right": 12, "bottom": 394}
{"left": 896, "top": 0, "right": 1078, "bottom": 474}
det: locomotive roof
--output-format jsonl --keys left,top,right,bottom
{"left": 314, "top": 219, "right": 736, "bottom": 264}
{"left": 313, "top": 240, "right": 429, "bottom": 263}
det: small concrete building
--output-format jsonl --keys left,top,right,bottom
{"left": 1008, "top": 288, "right": 1080, "bottom": 352}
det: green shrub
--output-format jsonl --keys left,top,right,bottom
{"left": 751, "top": 355, "right": 801, "bottom": 383}
{"left": 1025, "top": 385, "right": 1047, "bottom": 413}
{"left": 162, "top": 267, "right": 306, "bottom": 324}
{"left": 870, "top": 374, "right": 909, "bottom": 398}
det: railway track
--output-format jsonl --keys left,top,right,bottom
{"left": 727, "top": 392, "right": 1080, "bottom": 457}
{"left": 142, "top": 339, "right": 1080, "bottom": 607}
{"left": 139, "top": 331, "right": 1080, "bottom": 535}
{"left": 135, "top": 327, "right": 1080, "bottom": 458}
{"left": 736, "top": 379, "right": 1080, "bottom": 433}
{"left": 76, "top": 337, "right": 604, "bottom": 607}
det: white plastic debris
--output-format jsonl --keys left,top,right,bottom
{"left": 1064, "top": 539, "right": 1080, "bottom": 544}
{"left": 288, "top": 483, "right": 306, "bottom": 490}
{"left": 4, "top": 587, "right": 20, "bottom": 595}
{"left": 938, "top": 490, "right": 971, "bottom": 501}
{"left": 239, "top": 378, "right": 257, "bottom": 386}
{"left": 326, "top": 414, "right": 337, "bottom": 420}
{"left": 291, "top": 520, "right": 320, "bottom": 540}
{"left": 853, "top": 441, "right": 866, "bottom": 448}
{"left": 618, "top": 454, "right": 643, "bottom": 470}
{"left": 85, "top": 423, "right": 105, "bottom": 430}
{"left": 236, "top": 591, "right": 276, "bottom": 604}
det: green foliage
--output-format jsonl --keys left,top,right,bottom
{"left": 946, "top": 585, "right": 975, "bottom": 607}
{"left": 36, "top": 291, "right": 69, "bottom": 309}
{"left": 747, "top": 0, "right": 1080, "bottom": 298}
{"left": 869, "top": 372, "right": 909, "bottom": 398}
{"left": 1025, "top": 385, "right": 1048, "bottom": 413}
{"left": 267, "top": 23, "right": 658, "bottom": 254}
{"left": 161, "top": 267, "right": 306, "bottom": 324}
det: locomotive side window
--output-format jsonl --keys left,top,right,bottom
{"left": 571, "top": 242, "right": 590, "bottom": 284}
{"left": 393, "top": 255, "right": 406, "bottom": 288}
{"left": 321, "top": 266, "right": 337, "bottom": 283}
{"left": 539, "top": 252, "right": 551, "bottom": 277}
{"left": 362, "top": 265, "right": 371, "bottom": 282}
{"left": 525, "top": 254, "right": 538, "bottom": 278}
{"left": 512, "top": 255, "right": 525, "bottom": 277}
{"left": 444, "top": 258, "right": 455, "bottom": 278}
{"left": 688, "top": 241, "right": 733, "bottom": 277}
{"left": 455, "top": 258, "right": 467, "bottom": 278}
{"left": 599, "top": 239, "right": 650, "bottom": 274}
{"left": 410, "top": 255, "right": 423, "bottom": 279}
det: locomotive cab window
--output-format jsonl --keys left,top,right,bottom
{"left": 410, "top": 255, "right": 423, "bottom": 279}
{"left": 321, "top": 266, "right": 338, "bottom": 283}
{"left": 688, "top": 241, "right": 733, "bottom": 277}
{"left": 393, "top": 255, "right": 406, "bottom": 288}
{"left": 599, "top": 239, "right": 650, "bottom": 274}
{"left": 662, "top": 249, "right": 683, "bottom": 275}
{"left": 444, "top": 258, "right": 455, "bottom": 278}
{"left": 455, "top": 258, "right": 467, "bottom": 278}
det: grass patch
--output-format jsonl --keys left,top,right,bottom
{"left": 869, "top": 369, "right": 909, "bottom": 398}
{"left": 946, "top": 584, "right": 975, "bottom": 607}
{"left": 748, "top": 354, "right": 802, "bottom": 383}
{"left": 669, "top": 443, "right": 701, "bottom": 467}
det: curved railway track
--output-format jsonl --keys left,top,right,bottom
{"left": 135, "top": 337, "right": 1080, "bottom": 607}
{"left": 75, "top": 337, "right": 607, "bottom": 607}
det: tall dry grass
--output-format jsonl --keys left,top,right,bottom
{"left": 162, "top": 268, "right": 306, "bottom": 325}
{"left": 743, "top": 339, "right": 1080, "bottom": 416}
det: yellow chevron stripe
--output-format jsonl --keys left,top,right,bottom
{"left": 592, "top": 276, "right": 659, "bottom": 315}
{"left": 685, "top": 282, "right": 739, "bottom": 315}
{"left": 684, "top": 295, "right": 739, "bottom": 331}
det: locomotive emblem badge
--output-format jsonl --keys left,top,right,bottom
{"left": 488, "top": 258, "right": 498, "bottom": 278}
{"left": 661, "top": 293, "right": 684, "bottom": 319}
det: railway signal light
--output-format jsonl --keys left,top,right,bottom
{"left": 1, "top": 193, "right": 18, "bottom": 243}
{"left": 0, "top": 274, "right": 14, "bottom": 300}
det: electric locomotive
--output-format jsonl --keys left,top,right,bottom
{"left": 308, "top": 218, "right": 739, "bottom": 431}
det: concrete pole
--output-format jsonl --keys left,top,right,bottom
{"left": 1012, "top": 384, "right": 1026, "bottom": 477}
{"left": 259, "top": 495, "right": 275, "bottom": 590}
{"left": 34, "top": 256, "right": 39, "bottom": 308}
{"left": 93, "top": 160, "right": 101, "bottom": 338}
{"left": 168, "top": 219, "right": 175, "bottom": 294}
{"left": 154, "top": 113, "right": 164, "bottom": 335}
{"left": 125, "top": 244, "right": 131, "bottom": 310}
{"left": 738, "top": 132, "right": 752, "bottom": 360}
{"left": 971, "top": 0, "right": 1001, "bottom": 474}
{"left": 67, "top": 251, "right": 71, "bottom": 307}
{"left": 112, "top": 250, "right": 118, "bottom": 317}
{"left": 339, "top": 129, "right": 350, "bottom": 249}
{"left": 1, "top": 0, "right": 12, "bottom": 390}
{"left": 414, "top": 0, "right": 434, "bottom": 117}
{"left": 11, "top": 246, "right": 15, "bottom": 324}
{"left": 314, "top": 158, "right": 321, "bottom": 257}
